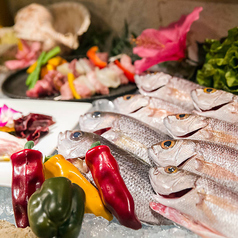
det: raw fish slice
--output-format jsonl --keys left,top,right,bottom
{"left": 95, "top": 68, "right": 121, "bottom": 88}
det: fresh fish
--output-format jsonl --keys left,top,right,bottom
{"left": 164, "top": 114, "right": 238, "bottom": 150}
{"left": 191, "top": 88, "right": 238, "bottom": 124}
{"left": 150, "top": 203, "right": 224, "bottom": 238}
{"left": 113, "top": 94, "right": 190, "bottom": 134}
{"left": 149, "top": 139, "right": 238, "bottom": 193}
{"left": 135, "top": 72, "right": 203, "bottom": 110}
{"left": 79, "top": 111, "right": 171, "bottom": 165}
{"left": 0, "top": 131, "right": 26, "bottom": 161}
{"left": 149, "top": 167, "right": 238, "bottom": 238}
{"left": 57, "top": 130, "right": 172, "bottom": 225}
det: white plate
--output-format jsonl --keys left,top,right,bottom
{"left": 0, "top": 99, "right": 92, "bottom": 187}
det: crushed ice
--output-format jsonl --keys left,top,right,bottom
{"left": 0, "top": 187, "right": 198, "bottom": 237}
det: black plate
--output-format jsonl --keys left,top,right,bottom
{"left": 2, "top": 68, "right": 138, "bottom": 103}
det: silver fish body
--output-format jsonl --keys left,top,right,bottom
{"left": 149, "top": 139, "right": 238, "bottom": 193}
{"left": 57, "top": 130, "right": 171, "bottom": 225}
{"left": 164, "top": 114, "right": 238, "bottom": 150}
{"left": 135, "top": 72, "right": 202, "bottom": 111}
{"left": 79, "top": 111, "right": 171, "bottom": 165}
{"left": 191, "top": 88, "right": 238, "bottom": 124}
{"left": 113, "top": 94, "right": 190, "bottom": 134}
{"left": 149, "top": 167, "right": 238, "bottom": 238}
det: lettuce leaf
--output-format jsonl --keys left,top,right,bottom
{"left": 196, "top": 27, "right": 238, "bottom": 93}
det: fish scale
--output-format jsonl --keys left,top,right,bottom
{"left": 135, "top": 72, "right": 203, "bottom": 111}
{"left": 79, "top": 111, "right": 171, "bottom": 166}
{"left": 150, "top": 168, "right": 238, "bottom": 238}
{"left": 113, "top": 95, "right": 190, "bottom": 134}
{"left": 57, "top": 130, "right": 172, "bottom": 226}
{"left": 149, "top": 139, "right": 238, "bottom": 193}
{"left": 164, "top": 114, "right": 238, "bottom": 150}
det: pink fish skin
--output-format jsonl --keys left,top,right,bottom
{"left": 113, "top": 94, "right": 190, "bottom": 135}
{"left": 135, "top": 72, "right": 203, "bottom": 111}
{"left": 150, "top": 202, "right": 225, "bottom": 238}
{"left": 149, "top": 139, "right": 238, "bottom": 193}
{"left": 149, "top": 168, "right": 238, "bottom": 238}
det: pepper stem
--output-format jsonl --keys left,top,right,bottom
{"left": 24, "top": 141, "right": 35, "bottom": 149}
{"left": 90, "top": 141, "right": 101, "bottom": 148}
{"left": 44, "top": 155, "right": 52, "bottom": 163}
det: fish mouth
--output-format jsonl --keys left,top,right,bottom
{"left": 93, "top": 127, "right": 111, "bottom": 135}
{"left": 195, "top": 101, "right": 231, "bottom": 112}
{"left": 177, "top": 154, "right": 196, "bottom": 168}
{"left": 141, "top": 85, "right": 165, "bottom": 93}
{"left": 175, "top": 128, "right": 202, "bottom": 138}
{"left": 130, "top": 106, "right": 144, "bottom": 114}
{"left": 158, "top": 188, "right": 193, "bottom": 199}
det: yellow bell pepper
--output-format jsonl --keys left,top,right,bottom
{"left": 44, "top": 154, "right": 113, "bottom": 221}
{"left": 67, "top": 73, "right": 81, "bottom": 99}
{"left": 0, "top": 126, "right": 15, "bottom": 132}
{"left": 27, "top": 61, "right": 37, "bottom": 74}
{"left": 46, "top": 64, "right": 55, "bottom": 71}
{"left": 48, "top": 56, "right": 64, "bottom": 66}
{"left": 0, "top": 155, "right": 10, "bottom": 161}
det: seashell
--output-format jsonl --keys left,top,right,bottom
{"left": 14, "top": 2, "right": 91, "bottom": 51}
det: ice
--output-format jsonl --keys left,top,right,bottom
{"left": 0, "top": 187, "right": 15, "bottom": 224}
{"left": 79, "top": 214, "right": 199, "bottom": 238}
{"left": 0, "top": 187, "right": 199, "bottom": 238}
{"left": 89, "top": 99, "right": 117, "bottom": 112}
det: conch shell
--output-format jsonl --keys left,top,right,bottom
{"left": 14, "top": 2, "right": 91, "bottom": 51}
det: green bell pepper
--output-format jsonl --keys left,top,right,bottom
{"left": 28, "top": 177, "right": 85, "bottom": 238}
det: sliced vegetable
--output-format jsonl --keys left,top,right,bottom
{"left": 28, "top": 177, "right": 85, "bottom": 238}
{"left": 26, "top": 46, "right": 61, "bottom": 89}
{"left": 44, "top": 154, "right": 113, "bottom": 221}
{"left": 26, "top": 52, "right": 46, "bottom": 89}
{"left": 86, "top": 46, "right": 107, "bottom": 69}
{"left": 68, "top": 73, "right": 81, "bottom": 99}
{"left": 48, "top": 56, "right": 66, "bottom": 66}
{"left": 42, "top": 46, "right": 61, "bottom": 65}
{"left": 26, "top": 61, "right": 37, "bottom": 74}
{"left": 85, "top": 144, "right": 142, "bottom": 230}
{"left": 10, "top": 142, "right": 45, "bottom": 228}
{"left": 114, "top": 59, "right": 135, "bottom": 83}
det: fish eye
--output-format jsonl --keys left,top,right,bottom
{"left": 160, "top": 140, "right": 175, "bottom": 149}
{"left": 175, "top": 114, "right": 190, "bottom": 120}
{"left": 203, "top": 88, "right": 216, "bottom": 94}
{"left": 164, "top": 166, "right": 178, "bottom": 174}
{"left": 92, "top": 111, "right": 101, "bottom": 118}
{"left": 123, "top": 95, "right": 134, "bottom": 100}
{"left": 70, "top": 131, "right": 83, "bottom": 141}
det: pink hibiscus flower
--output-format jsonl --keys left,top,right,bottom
{"left": 133, "top": 7, "right": 203, "bottom": 74}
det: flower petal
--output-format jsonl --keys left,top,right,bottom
{"left": 133, "top": 7, "right": 203, "bottom": 73}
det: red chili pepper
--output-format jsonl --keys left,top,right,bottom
{"left": 86, "top": 46, "right": 107, "bottom": 69}
{"left": 10, "top": 142, "right": 45, "bottom": 228}
{"left": 114, "top": 59, "right": 135, "bottom": 83}
{"left": 85, "top": 144, "right": 142, "bottom": 230}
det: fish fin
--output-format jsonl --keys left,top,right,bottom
{"left": 149, "top": 202, "right": 225, "bottom": 238}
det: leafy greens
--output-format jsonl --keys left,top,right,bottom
{"left": 196, "top": 27, "right": 238, "bottom": 93}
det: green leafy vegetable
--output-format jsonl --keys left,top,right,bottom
{"left": 196, "top": 27, "right": 238, "bottom": 93}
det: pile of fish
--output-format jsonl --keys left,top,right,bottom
{"left": 57, "top": 72, "right": 238, "bottom": 238}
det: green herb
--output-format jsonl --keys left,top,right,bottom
{"left": 196, "top": 27, "right": 238, "bottom": 93}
